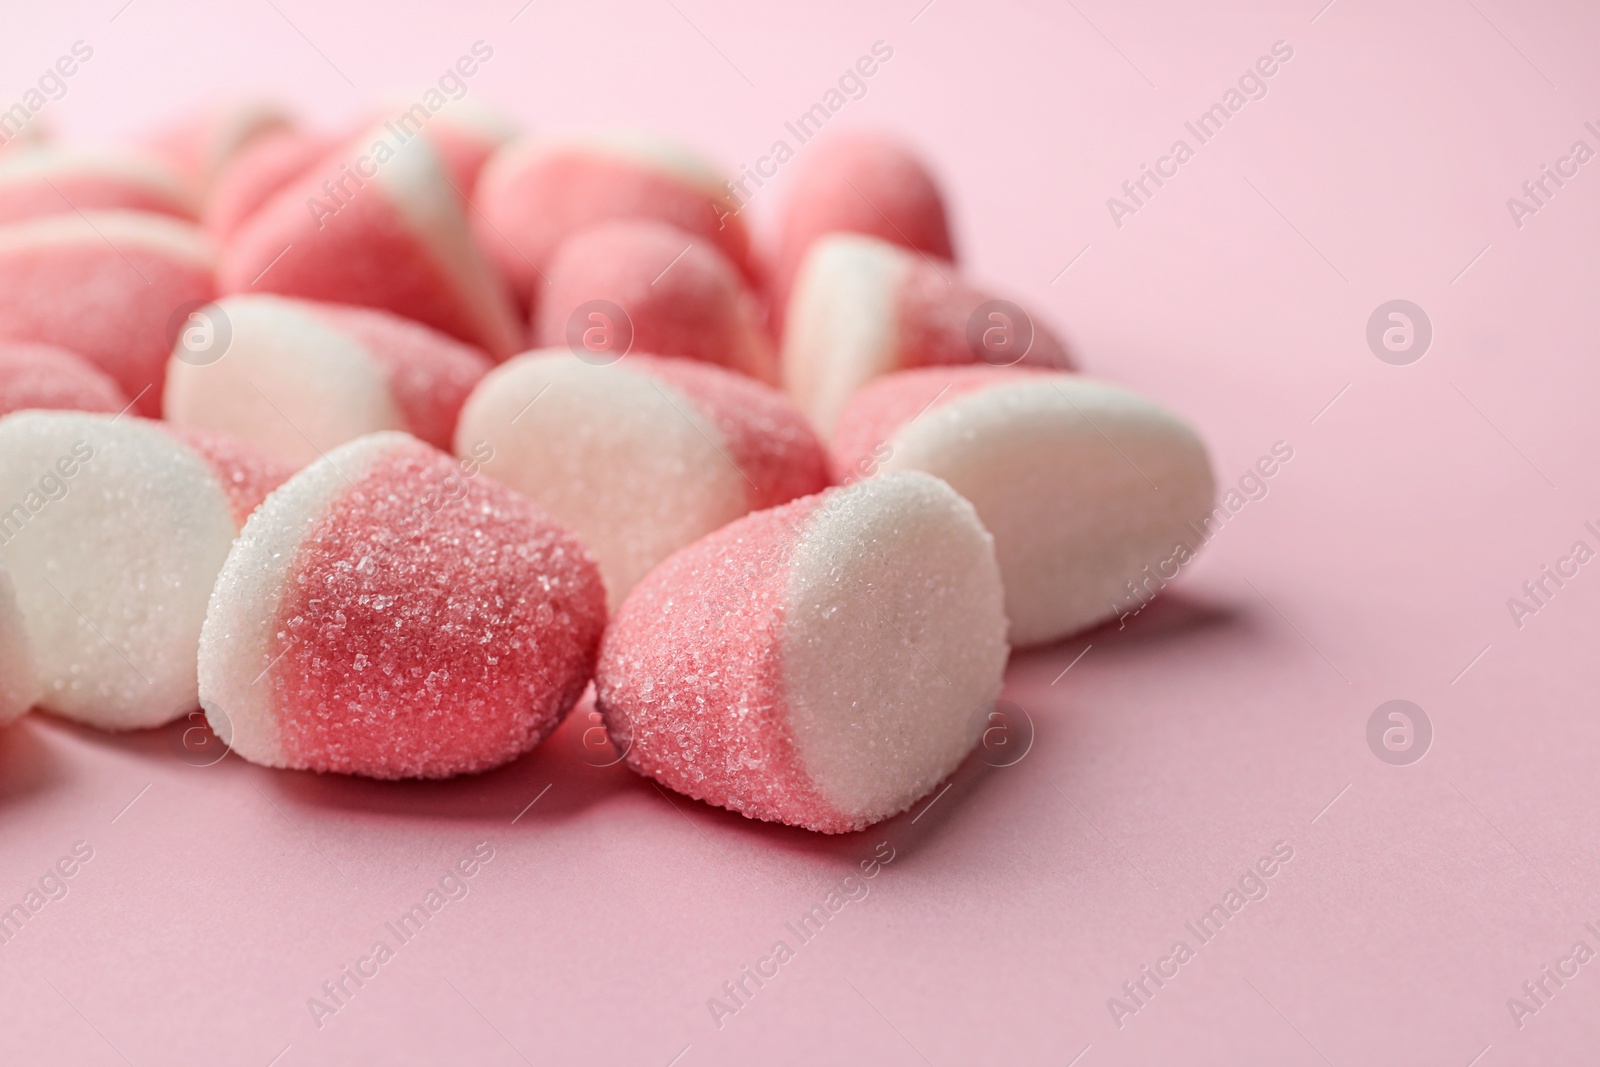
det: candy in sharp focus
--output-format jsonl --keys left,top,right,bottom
{"left": 771, "top": 131, "right": 954, "bottom": 309}
{"left": 0, "top": 148, "right": 195, "bottom": 226}
{"left": 0, "top": 341, "right": 128, "bottom": 416}
{"left": 143, "top": 100, "right": 292, "bottom": 198}
{"left": 782, "top": 232, "right": 1073, "bottom": 435}
{"left": 163, "top": 294, "right": 493, "bottom": 468}
{"left": 0, "top": 210, "right": 216, "bottom": 415}
{"left": 198, "top": 432, "right": 606, "bottom": 779}
{"left": 218, "top": 127, "right": 521, "bottom": 359}
{"left": 596, "top": 470, "right": 1009, "bottom": 834}
{"left": 455, "top": 351, "right": 829, "bottom": 610}
{"left": 832, "top": 366, "right": 1217, "bottom": 646}
{"left": 204, "top": 128, "right": 339, "bottom": 241}
{"left": 473, "top": 137, "right": 753, "bottom": 314}
{"left": 0, "top": 558, "right": 40, "bottom": 727}
{"left": 0, "top": 412, "right": 290, "bottom": 729}
{"left": 534, "top": 219, "right": 777, "bottom": 384}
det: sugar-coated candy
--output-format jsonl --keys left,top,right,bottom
{"left": 144, "top": 100, "right": 292, "bottom": 197}
{"left": 218, "top": 127, "right": 521, "bottom": 358}
{"left": 163, "top": 294, "right": 493, "bottom": 468}
{"left": 455, "top": 352, "right": 829, "bottom": 609}
{"left": 474, "top": 137, "right": 752, "bottom": 312}
{"left": 0, "top": 341, "right": 128, "bottom": 416}
{"left": 534, "top": 219, "right": 776, "bottom": 383}
{"left": 784, "top": 233, "right": 1072, "bottom": 434}
{"left": 597, "top": 470, "right": 1007, "bottom": 833}
{"left": 0, "top": 558, "right": 40, "bottom": 728}
{"left": 204, "top": 129, "right": 338, "bottom": 241}
{"left": 199, "top": 432, "right": 607, "bottom": 779}
{"left": 0, "top": 412, "right": 290, "bottom": 729}
{"left": 833, "top": 367, "right": 1216, "bottom": 646}
{"left": 0, "top": 210, "right": 216, "bottom": 415}
{"left": 383, "top": 97, "right": 516, "bottom": 194}
{"left": 772, "top": 131, "right": 954, "bottom": 306}
{"left": 0, "top": 149, "right": 195, "bottom": 226}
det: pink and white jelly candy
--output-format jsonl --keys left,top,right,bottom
{"left": 455, "top": 352, "right": 830, "bottom": 609}
{"left": 535, "top": 219, "right": 776, "bottom": 384}
{"left": 772, "top": 131, "right": 954, "bottom": 307}
{"left": 219, "top": 127, "right": 521, "bottom": 359}
{"left": 474, "top": 137, "right": 753, "bottom": 313}
{"left": 0, "top": 210, "right": 216, "bottom": 415}
{"left": 199, "top": 432, "right": 606, "bottom": 779}
{"left": 833, "top": 367, "right": 1217, "bottom": 646}
{"left": 163, "top": 294, "right": 492, "bottom": 468}
{"left": 0, "top": 149, "right": 195, "bottom": 226}
{"left": 0, "top": 341, "right": 128, "bottom": 416}
{"left": 0, "top": 412, "right": 290, "bottom": 729}
{"left": 597, "top": 470, "right": 1008, "bottom": 834}
{"left": 782, "top": 232, "right": 1072, "bottom": 434}
{"left": 204, "top": 128, "right": 338, "bottom": 241}
{"left": 143, "top": 100, "right": 292, "bottom": 198}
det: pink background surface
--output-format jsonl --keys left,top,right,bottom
{"left": 3, "top": 1, "right": 1599, "bottom": 1063}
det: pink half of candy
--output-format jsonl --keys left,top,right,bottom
{"left": 0, "top": 210, "right": 216, "bottom": 416}
{"left": 143, "top": 100, "right": 293, "bottom": 197}
{"left": 597, "top": 470, "right": 1009, "bottom": 834}
{"left": 473, "top": 138, "right": 753, "bottom": 314}
{"left": 218, "top": 126, "right": 522, "bottom": 359}
{"left": 199, "top": 432, "right": 607, "bottom": 779}
{"left": 772, "top": 130, "right": 955, "bottom": 308}
{"left": 163, "top": 294, "right": 493, "bottom": 469}
{"left": 833, "top": 366, "right": 1217, "bottom": 647}
{"left": 782, "top": 232, "right": 1074, "bottom": 435}
{"left": 455, "top": 351, "right": 830, "bottom": 610}
{"left": 0, "top": 148, "right": 196, "bottom": 226}
{"left": 535, "top": 219, "right": 776, "bottom": 384}
{"left": 204, "top": 129, "right": 340, "bottom": 242}
{"left": 0, "top": 341, "right": 129, "bottom": 416}
{"left": 0, "top": 412, "right": 290, "bottom": 730}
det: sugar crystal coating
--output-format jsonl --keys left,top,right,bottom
{"left": 474, "top": 138, "right": 753, "bottom": 313}
{"left": 201, "top": 432, "right": 606, "bottom": 778}
{"left": 0, "top": 211, "right": 216, "bottom": 416}
{"left": 219, "top": 130, "right": 520, "bottom": 358}
{"left": 0, "top": 412, "right": 270, "bottom": 728}
{"left": 773, "top": 131, "right": 954, "bottom": 306}
{"left": 597, "top": 470, "right": 1008, "bottom": 833}
{"left": 535, "top": 219, "right": 776, "bottom": 383}
{"left": 163, "top": 295, "right": 491, "bottom": 468}
{"left": 456, "top": 352, "right": 829, "bottom": 610}
{"left": 782, "top": 233, "right": 1072, "bottom": 435}
{"left": 0, "top": 341, "right": 129, "bottom": 416}
{"left": 833, "top": 366, "right": 1216, "bottom": 645}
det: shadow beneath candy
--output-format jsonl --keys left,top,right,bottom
{"left": 600, "top": 726, "right": 1041, "bottom": 878}
{"left": 1009, "top": 589, "right": 1251, "bottom": 675}
{"left": 0, "top": 715, "right": 66, "bottom": 811}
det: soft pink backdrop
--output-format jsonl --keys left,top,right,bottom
{"left": 2, "top": 0, "right": 1598, "bottom": 1063}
